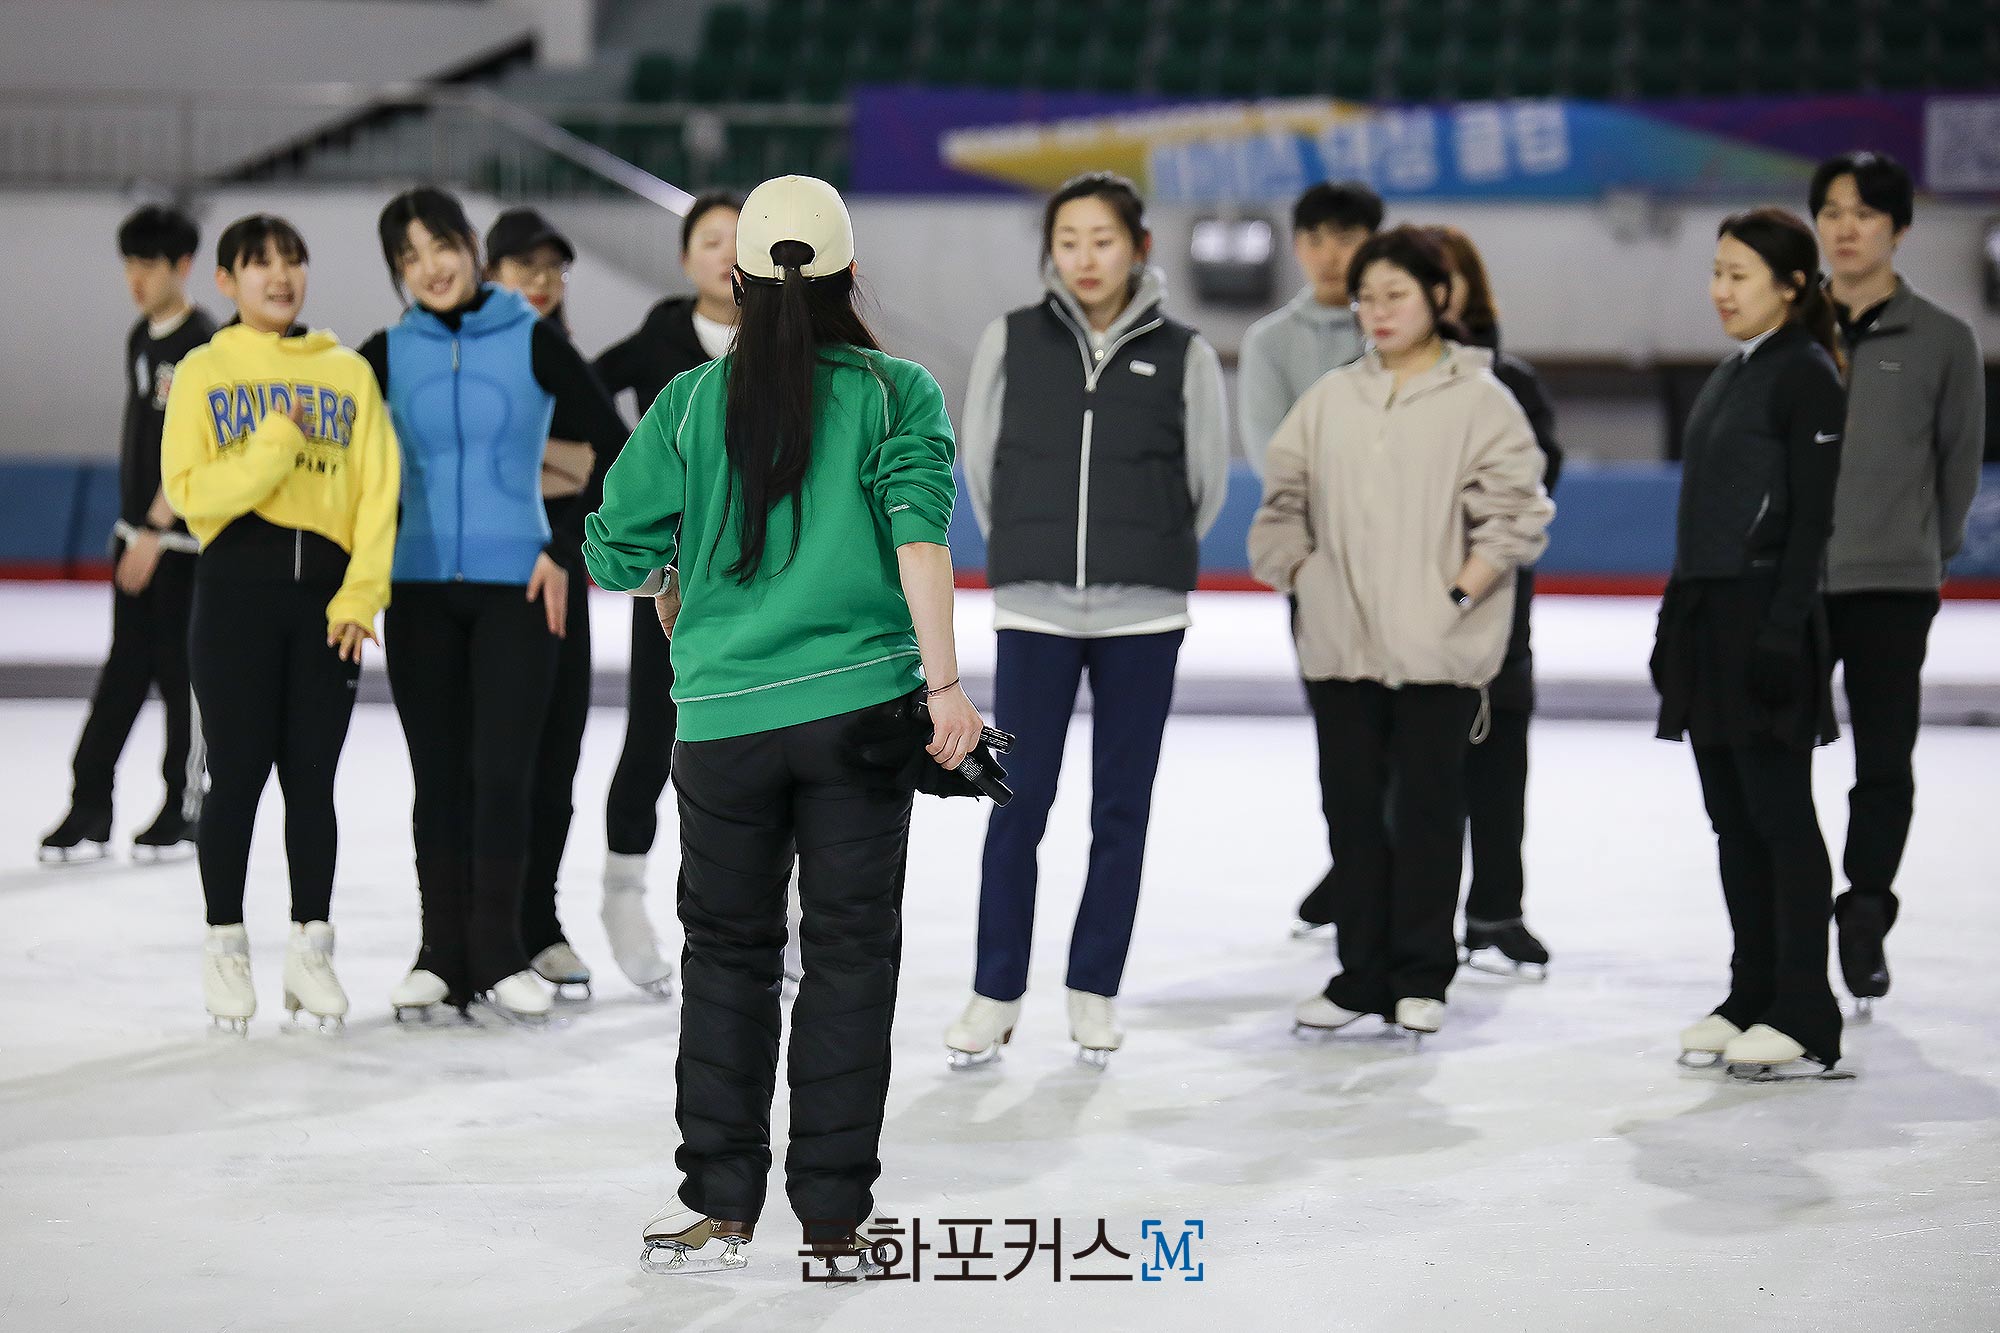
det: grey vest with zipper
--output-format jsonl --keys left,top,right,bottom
{"left": 987, "top": 297, "right": 1198, "bottom": 591}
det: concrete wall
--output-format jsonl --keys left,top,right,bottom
{"left": 3, "top": 187, "right": 1994, "bottom": 465}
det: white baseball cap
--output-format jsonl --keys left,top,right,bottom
{"left": 734, "top": 175, "right": 854, "bottom": 280}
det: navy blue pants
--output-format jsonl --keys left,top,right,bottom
{"left": 974, "top": 628, "right": 1183, "bottom": 1001}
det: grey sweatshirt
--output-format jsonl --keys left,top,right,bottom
{"left": 1237, "top": 285, "right": 1367, "bottom": 477}
{"left": 1827, "top": 279, "right": 1986, "bottom": 593}
{"left": 961, "top": 265, "right": 1231, "bottom": 637}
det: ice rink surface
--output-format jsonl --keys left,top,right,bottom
{"left": 4, "top": 691, "right": 1999, "bottom": 1330}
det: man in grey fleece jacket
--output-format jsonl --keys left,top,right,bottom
{"left": 1811, "top": 151, "right": 1988, "bottom": 1003}
{"left": 1237, "top": 182, "right": 1382, "bottom": 935}
{"left": 1238, "top": 182, "right": 1383, "bottom": 476}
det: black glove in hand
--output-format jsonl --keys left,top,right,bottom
{"left": 1748, "top": 625, "right": 1806, "bottom": 708}
{"left": 849, "top": 692, "right": 1014, "bottom": 804}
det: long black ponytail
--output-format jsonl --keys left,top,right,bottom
{"left": 1718, "top": 208, "right": 1846, "bottom": 374}
{"left": 718, "top": 238, "right": 881, "bottom": 582}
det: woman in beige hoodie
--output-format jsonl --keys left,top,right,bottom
{"left": 1249, "top": 226, "right": 1553, "bottom": 1043}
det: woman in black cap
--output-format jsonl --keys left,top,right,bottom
{"left": 1655, "top": 207, "right": 1849, "bottom": 1079}
{"left": 485, "top": 206, "right": 613, "bottom": 998}
{"left": 590, "top": 192, "right": 741, "bottom": 996}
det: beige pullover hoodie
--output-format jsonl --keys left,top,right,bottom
{"left": 1249, "top": 343, "right": 1554, "bottom": 689}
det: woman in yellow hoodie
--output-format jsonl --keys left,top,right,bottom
{"left": 161, "top": 214, "right": 399, "bottom": 1034}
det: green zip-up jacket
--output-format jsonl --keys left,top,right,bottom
{"left": 583, "top": 347, "right": 956, "bottom": 741}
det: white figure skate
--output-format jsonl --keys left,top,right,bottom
{"left": 282, "top": 921, "right": 348, "bottom": 1032}
{"left": 1067, "top": 988, "right": 1123, "bottom": 1069}
{"left": 203, "top": 923, "right": 255, "bottom": 1035}
{"left": 944, "top": 994, "right": 1020, "bottom": 1070}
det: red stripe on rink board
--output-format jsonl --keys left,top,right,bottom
{"left": 3, "top": 566, "right": 1998, "bottom": 599}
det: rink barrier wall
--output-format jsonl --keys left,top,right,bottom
{"left": 5, "top": 459, "right": 1999, "bottom": 596}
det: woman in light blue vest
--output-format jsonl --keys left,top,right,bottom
{"left": 359, "top": 187, "right": 627, "bottom": 1023}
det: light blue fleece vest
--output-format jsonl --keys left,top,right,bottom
{"left": 386, "top": 284, "right": 554, "bottom": 584}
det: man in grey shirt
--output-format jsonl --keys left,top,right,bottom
{"left": 1810, "top": 151, "right": 1987, "bottom": 1008}
{"left": 1237, "top": 181, "right": 1382, "bottom": 936}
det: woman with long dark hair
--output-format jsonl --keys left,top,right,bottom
{"left": 585, "top": 176, "right": 975, "bottom": 1276}
{"left": 1250, "top": 226, "right": 1552, "bottom": 1046}
{"left": 591, "top": 191, "right": 740, "bottom": 995}
{"left": 359, "top": 187, "right": 627, "bottom": 1023}
{"left": 1427, "top": 224, "right": 1564, "bottom": 978}
{"left": 1656, "top": 208, "right": 1849, "bottom": 1079}
{"left": 950, "top": 172, "right": 1230, "bottom": 1069}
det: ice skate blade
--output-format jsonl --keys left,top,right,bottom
{"left": 393, "top": 1002, "right": 471, "bottom": 1026}
{"left": 946, "top": 1045, "right": 1004, "bottom": 1071}
{"left": 1725, "top": 1061, "right": 1857, "bottom": 1084}
{"left": 1289, "top": 920, "right": 1333, "bottom": 941}
{"left": 37, "top": 842, "right": 109, "bottom": 867}
{"left": 546, "top": 981, "right": 592, "bottom": 1002}
{"left": 1075, "top": 1046, "right": 1113, "bottom": 1070}
{"left": 208, "top": 1015, "right": 250, "bottom": 1037}
{"left": 1461, "top": 949, "right": 1548, "bottom": 982}
{"left": 131, "top": 841, "right": 196, "bottom": 864}
{"left": 283, "top": 1001, "right": 346, "bottom": 1035}
{"left": 808, "top": 1249, "right": 888, "bottom": 1282}
{"left": 640, "top": 1237, "right": 749, "bottom": 1275}
{"left": 1853, "top": 997, "right": 1877, "bottom": 1022}
{"left": 1676, "top": 1050, "right": 1727, "bottom": 1070}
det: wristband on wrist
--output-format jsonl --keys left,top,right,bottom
{"left": 925, "top": 678, "right": 960, "bottom": 699}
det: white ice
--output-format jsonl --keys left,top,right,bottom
{"left": 4, "top": 632, "right": 2000, "bottom": 1328}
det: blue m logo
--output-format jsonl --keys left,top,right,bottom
{"left": 1139, "top": 1219, "right": 1204, "bottom": 1282}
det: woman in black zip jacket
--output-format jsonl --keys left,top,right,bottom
{"left": 589, "top": 191, "right": 740, "bottom": 994}
{"left": 358, "top": 187, "right": 628, "bottom": 1022}
{"left": 1430, "top": 225, "right": 1564, "bottom": 976}
{"left": 1654, "top": 208, "right": 1848, "bottom": 1077}
{"left": 483, "top": 205, "right": 613, "bottom": 997}
{"left": 950, "top": 173, "right": 1230, "bottom": 1067}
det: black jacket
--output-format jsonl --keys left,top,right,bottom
{"left": 1672, "top": 322, "right": 1845, "bottom": 633}
{"left": 1465, "top": 324, "right": 1562, "bottom": 710}
{"left": 121, "top": 308, "right": 218, "bottom": 533}
{"left": 593, "top": 297, "right": 713, "bottom": 414}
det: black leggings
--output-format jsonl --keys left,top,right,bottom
{"left": 189, "top": 577, "right": 359, "bottom": 926}
{"left": 605, "top": 595, "right": 679, "bottom": 855}
{"left": 1692, "top": 742, "right": 1842, "bottom": 1064}
{"left": 385, "top": 581, "right": 558, "bottom": 1001}
{"left": 522, "top": 542, "right": 593, "bottom": 956}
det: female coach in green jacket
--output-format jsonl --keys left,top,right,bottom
{"left": 585, "top": 176, "right": 982, "bottom": 1277}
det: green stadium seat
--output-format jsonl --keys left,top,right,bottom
{"left": 1277, "top": 6, "right": 1328, "bottom": 49}
{"left": 1935, "top": 42, "right": 1992, "bottom": 89}
{"left": 1514, "top": 4, "right": 1562, "bottom": 49}
{"left": 1452, "top": 48, "right": 1501, "bottom": 101}
{"left": 1082, "top": 46, "right": 1143, "bottom": 93}
{"left": 1690, "top": 59, "right": 1745, "bottom": 97}
{"left": 1102, "top": 4, "right": 1149, "bottom": 48}
{"left": 933, "top": 5, "right": 980, "bottom": 49}
{"left": 629, "top": 53, "right": 680, "bottom": 103}
{"left": 1154, "top": 50, "right": 1205, "bottom": 96}
{"left": 1565, "top": 61, "right": 1617, "bottom": 101}
{"left": 686, "top": 56, "right": 734, "bottom": 103}
{"left": 1874, "top": 48, "right": 1929, "bottom": 90}
{"left": 1029, "top": 47, "right": 1086, "bottom": 91}
{"left": 1270, "top": 49, "right": 1324, "bottom": 96}
{"left": 702, "top": 4, "right": 753, "bottom": 50}
{"left": 1388, "top": 50, "right": 1443, "bottom": 100}
{"left": 973, "top": 46, "right": 1028, "bottom": 89}
{"left": 1327, "top": 48, "right": 1376, "bottom": 99}
{"left": 1632, "top": 50, "right": 1686, "bottom": 97}
{"left": 1798, "top": 42, "right": 1863, "bottom": 90}
{"left": 1571, "top": 7, "right": 1623, "bottom": 55}
{"left": 794, "top": 54, "right": 846, "bottom": 101}
{"left": 1506, "top": 47, "right": 1560, "bottom": 98}
{"left": 1215, "top": 50, "right": 1264, "bottom": 97}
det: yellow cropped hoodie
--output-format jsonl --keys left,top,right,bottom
{"left": 161, "top": 323, "right": 400, "bottom": 633}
